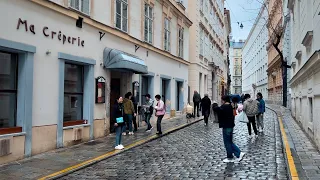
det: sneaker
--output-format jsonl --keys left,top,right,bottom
{"left": 235, "top": 152, "right": 246, "bottom": 162}
{"left": 150, "top": 126, "right": 154, "bottom": 130}
{"left": 223, "top": 158, "right": 234, "bottom": 163}
{"left": 156, "top": 132, "right": 162, "bottom": 135}
{"left": 129, "top": 132, "right": 134, "bottom": 135}
{"left": 119, "top": 144, "right": 124, "bottom": 149}
{"left": 255, "top": 134, "right": 258, "bottom": 138}
{"left": 248, "top": 135, "right": 252, "bottom": 138}
{"left": 122, "top": 132, "right": 126, "bottom": 136}
{"left": 115, "top": 145, "right": 121, "bottom": 150}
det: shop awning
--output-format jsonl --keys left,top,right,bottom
{"left": 103, "top": 47, "right": 148, "bottom": 74}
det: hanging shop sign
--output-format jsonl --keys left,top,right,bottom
{"left": 95, "top": 76, "right": 106, "bottom": 103}
{"left": 16, "top": 18, "right": 85, "bottom": 47}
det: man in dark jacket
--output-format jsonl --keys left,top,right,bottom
{"left": 193, "top": 91, "right": 201, "bottom": 117}
{"left": 213, "top": 95, "right": 245, "bottom": 163}
{"left": 201, "top": 94, "right": 211, "bottom": 126}
{"left": 256, "top": 92, "right": 266, "bottom": 132}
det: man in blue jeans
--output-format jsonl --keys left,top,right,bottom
{"left": 143, "top": 94, "right": 154, "bottom": 132}
{"left": 213, "top": 95, "right": 246, "bottom": 163}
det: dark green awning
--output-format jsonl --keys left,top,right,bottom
{"left": 103, "top": 47, "right": 148, "bottom": 74}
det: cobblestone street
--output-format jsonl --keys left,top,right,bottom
{"left": 60, "top": 109, "right": 288, "bottom": 180}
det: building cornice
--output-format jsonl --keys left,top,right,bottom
{"left": 30, "top": 0, "right": 190, "bottom": 66}
{"left": 290, "top": 50, "right": 320, "bottom": 86}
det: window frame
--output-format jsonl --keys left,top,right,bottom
{"left": 63, "top": 63, "right": 84, "bottom": 123}
{"left": 200, "top": 29, "right": 204, "bottom": 56}
{"left": 69, "top": 0, "right": 91, "bottom": 16}
{"left": 0, "top": 51, "right": 18, "bottom": 129}
{"left": 164, "top": 18, "right": 171, "bottom": 52}
{"left": 144, "top": 3, "right": 153, "bottom": 44}
{"left": 115, "top": 0, "right": 128, "bottom": 32}
{"left": 178, "top": 27, "right": 184, "bottom": 58}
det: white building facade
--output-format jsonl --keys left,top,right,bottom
{"left": 229, "top": 40, "right": 245, "bottom": 95}
{"left": 287, "top": 0, "right": 320, "bottom": 149}
{"left": 188, "top": 0, "right": 228, "bottom": 102}
{"left": 0, "top": 0, "right": 191, "bottom": 164}
{"left": 242, "top": 5, "right": 269, "bottom": 99}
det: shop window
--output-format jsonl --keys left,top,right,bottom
{"left": 63, "top": 63, "right": 84, "bottom": 122}
{"left": 69, "top": 0, "right": 90, "bottom": 15}
{"left": 144, "top": 3, "right": 153, "bottom": 44}
{"left": 115, "top": 0, "right": 128, "bottom": 32}
{"left": 164, "top": 18, "right": 171, "bottom": 52}
{"left": 0, "top": 52, "right": 18, "bottom": 128}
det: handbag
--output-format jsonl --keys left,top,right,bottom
{"left": 116, "top": 117, "right": 124, "bottom": 123}
{"left": 235, "top": 111, "right": 249, "bottom": 123}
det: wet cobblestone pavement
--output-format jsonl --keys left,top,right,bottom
{"left": 60, "top": 109, "right": 288, "bottom": 180}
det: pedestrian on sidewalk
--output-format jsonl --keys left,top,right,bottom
{"left": 256, "top": 92, "right": 265, "bottom": 132}
{"left": 243, "top": 94, "right": 260, "bottom": 138}
{"left": 123, "top": 92, "right": 137, "bottom": 135}
{"left": 143, "top": 94, "right": 154, "bottom": 132}
{"left": 130, "top": 93, "right": 138, "bottom": 132}
{"left": 201, "top": 93, "right": 211, "bottom": 126}
{"left": 154, "top": 94, "right": 165, "bottom": 135}
{"left": 193, "top": 91, "right": 201, "bottom": 117}
{"left": 213, "top": 95, "right": 245, "bottom": 163}
{"left": 113, "top": 96, "right": 125, "bottom": 150}
{"left": 211, "top": 101, "right": 219, "bottom": 123}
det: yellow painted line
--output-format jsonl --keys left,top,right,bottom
{"left": 38, "top": 119, "right": 201, "bottom": 180}
{"left": 278, "top": 116, "right": 299, "bottom": 179}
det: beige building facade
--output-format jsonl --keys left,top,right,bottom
{"left": 187, "top": 0, "right": 229, "bottom": 102}
{"left": 0, "top": 0, "right": 192, "bottom": 164}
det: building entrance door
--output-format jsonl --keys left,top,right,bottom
{"left": 110, "top": 78, "right": 120, "bottom": 133}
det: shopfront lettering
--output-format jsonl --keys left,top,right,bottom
{"left": 16, "top": 18, "right": 85, "bottom": 47}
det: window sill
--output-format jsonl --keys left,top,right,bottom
{"left": 68, "top": 7, "right": 90, "bottom": 18}
{"left": 114, "top": 27, "right": 128, "bottom": 34}
{"left": 63, "top": 120, "right": 88, "bottom": 127}
{"left": 63, "top": 124, "right": 90, "bottom": 130}
{"left": 0, "top": 127, "right": 23, "bottom": 135}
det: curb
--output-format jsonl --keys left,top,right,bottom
{"left": 267, "top": 106, "right": 298, "bottom": 180}
{"left": 38, "top": 118, "right": 203, "bottom": 180}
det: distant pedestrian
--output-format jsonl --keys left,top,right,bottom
{"left": 213, "top": 95, "right": 245, "bottom": 163}
{"left": 130, "top": 93, "right": 138, "bottom": 132}
{"left": 193, "top": 91, "right": 201, "bottom": 117}
{"left": 211, "top": 101, "right": 219, "bottom": 123}
{"left": 143, "top": 94, "right": 154, "bottom": 132}
{"left": 231, "top": 97, "right": 238, "bottom": 116}
{"left": 201, "top": 94, "right": 211, "bottom": 126}
{"left": 154, "top": 94, "right": 165, "bottom": 135}
{"left": 256, "top": 92, "right": 266, "bottom": 132}
{"left": 243, "top": 94, "right": 260, "bottom": 138}
{"left": 112, "top": 96, "right": 125, "bottom": 150}
{"left": 123, "top": 92, "right": 136, "bottom": 135}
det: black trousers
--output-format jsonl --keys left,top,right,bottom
{"left": 132, "top": 116, "right": 137, "bottom": 131}
{"left": 194, "top": 102, "right": 200, "bottom": 117}
{"left": 247, "top": 116, "right": 258, "bottom": 135}
{"left": 157, "top": 115, "right": 164, "bottom": 133}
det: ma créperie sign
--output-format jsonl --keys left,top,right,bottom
{"left": 16, "top": 18, "right": 85, "bottom": 47}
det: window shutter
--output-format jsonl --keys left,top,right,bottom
{"left": 81, "top": 0, "right": 90, "bottom": 15}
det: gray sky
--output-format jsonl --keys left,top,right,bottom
{"left": 225, "top": 0, "right": 262, "bottom": 41}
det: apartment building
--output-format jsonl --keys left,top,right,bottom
{"left": 287, "top": 0, "right": 320, "bottom": 149}
{"left": 188, "top": 0, "right": 228, "bottom": 102}
{"left": 242, "top": 4, "right": 269, "bottom": 99}
{"left": 0, "top": 0, "right": 192, "bottom": 164}
{"left": 229, "top": 39, "right": 245, "bottom": 95}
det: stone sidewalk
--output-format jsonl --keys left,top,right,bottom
{"left": 268, "top": 105, "right": 320, "bottom": 180}
{"left": 0, "top": 115, "right": 203, "bottom": 180}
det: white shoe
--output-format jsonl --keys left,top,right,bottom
{"left": 235, "top": 152, "right": 246, "bottom": 163}
{"left": 223, "top": 158, "right": 234, "bottom": 163}
{"left": 115, "top": 145, "right": 122, "bottom": 150}
{"left": 122, "top": 132, "right": 126, "bottom": 136}
{"left": 254, "top": 134, "right": 258, "bottom": 138}
{"left": 248, "top": 135, "right": 252, "bottom": 138}
{"left": 119, "top": 144, "right": 124, "bottom": 149}
{"left": 129, "top": 132, "right": 134, "bottom": 135}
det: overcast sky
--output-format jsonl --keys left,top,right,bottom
{"left": 225, "top": 0, "right": 262, "bottom": 42}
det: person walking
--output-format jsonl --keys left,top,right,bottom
{"left": 112, "top": 96, "right": 125, "bottom": 150}
{"left": 243, "top": 94, "right": 260, "bottom": 138}
{"left": 143, "top": 94, "right": 154, "bottom": 132}
{"left": 213, "top": 95, "right": 245, "bottom": 163}
{"left": 193, "top": 91, "right": 201, "bottom": 117}
{"left": 211, "top": 101, "right": 219, "bottom": 123}
{"left": 201, "top": 94, "right": 211, "bottom": 126}
{"left": 256, "top": 92, "right": 266, "bottom": 132}
{"left": 154, "top": 94, "right": 165, "bottom": 135}
{"left": 129, "top": 93, "right": 138, "bottom": 132}
{"left": 123, "top": 92, "right": 136, "bottom": 135}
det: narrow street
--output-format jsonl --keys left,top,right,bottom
{"left": 60, "top": 109, "right": 288, "bottom": 180}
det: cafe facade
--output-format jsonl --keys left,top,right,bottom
{"left": 0, "top": 0, "right": 191, "bottom": 164}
